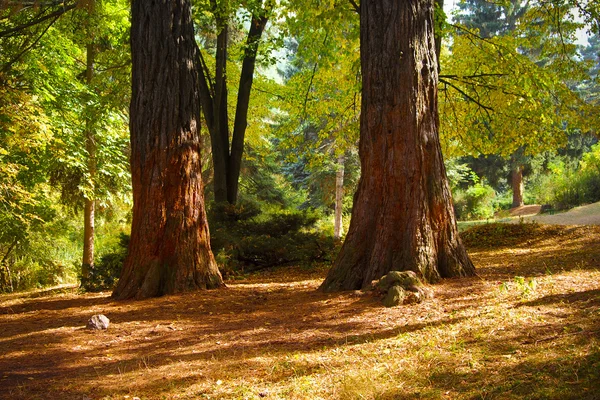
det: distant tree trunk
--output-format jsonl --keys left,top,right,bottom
{"left": 511, "top": 163, "right": 524, "bottom": 208}
{"left": 320, "top": 0, "right": 475, "bottom": 292}
{"left": 112, "top": 0, "right": 224, "bottom": 300}
{"left": 81, "top": 42, "right": 96, "bottom": 288}
{"left": 334, "top": 155, "right": 345, "bottom": 240}
{"left": 0, "top": 239, "right": 17, "bottom": 292}
{"left": 197, "top": 11, "right": 268, "bottom": 204}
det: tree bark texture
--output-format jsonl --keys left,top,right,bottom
{"left": 198, "top": 11, "right": 268, "bottom": 204}
{"left": 320, "top": 0, "right": 475, "bottom": 292}
{"left": 334, "top": 155, "right": 345, "bottom": 240}
{"left": 113, "top": 0, "right": 224, "bottom": 300}
{"left": 511, "top": 163, "right": 524, "bottom": 208}
{"left": 81, "top": 41, "right": 96, "bottom": 288}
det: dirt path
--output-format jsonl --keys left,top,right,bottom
{"left": 509, "top": 201, "right": 600, "bottom": 225}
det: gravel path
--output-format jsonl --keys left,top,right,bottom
{"left": 516, "top": 202, "right": 600, "bottom": 225}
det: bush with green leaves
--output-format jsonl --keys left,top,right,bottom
{"left": 445, "top": 159, "right": 498, "bottom": 221}
{"left": 208, "top": 200, "right": 336, "bottom": 277}
{"left": 453, "top": 182, "right": 497, "bottom": 220}
{"left": 83, "top": 232, "right": 129, "bottom": 292}
{"left": 528, "top": 144, "right": 600, "bottom": 210}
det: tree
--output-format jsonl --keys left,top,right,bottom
{"left": 320, "top": 0, "right": 475, "bottom": 291}
{"left": 440, "top": 0, "right": 591, "bottom": 208}
{"left": 195, "top": 0, "right": 274, "bottom": 205}
{"left": 1, "top": 0, "right": 131, "bottom": 289}
{"left": 276, "top": 8, "right": 360, "bottom": 238}
{"left": 112, "top": 0, "right": 223, "bottom": 300}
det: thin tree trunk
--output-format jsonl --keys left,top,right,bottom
{"left": 227, "top": 14, "right": 268, "bottom": 204}
{"left": 113, "top": 0, "right": 223, "bottom": 300}
{"left": 320, "top": 0, "right": 475, "bottom": 292}
{"left": 210, "top": 24, "right": 230, "bottom": 204}
{"left": 81, "top": 41, "right": 96, "bottom": 288}
{"left": 511, "top": 163, "right": 524, "bottom": 208}
{"left": 0, "top": 239, "right": 17, "bottom": 292}
{"left": 197, "top": 7, "right": 268, "bottom": 204}
{"left": 334, "top": 155, "right": 345, "bottom": 240}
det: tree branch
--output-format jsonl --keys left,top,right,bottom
{"left": 439, "top": 77, "right": 494, "bottom": 114}
{"left": 2, "top": 11, "right": 59, "bottom": 72}
{"left": 0, "top": 1, "right": 76, "bottom": 38}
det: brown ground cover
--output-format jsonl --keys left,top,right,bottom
{"left": 1, "top": 223, "right": 599, "bottom": 399}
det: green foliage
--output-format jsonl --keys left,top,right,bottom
{"left": 527, "top": 143, "right": 600, "bottom": 210}
{"left": 0, "top": 208, "right": 81, "bottom": 292}
{"left": 441, "top": 0, "right": 595, "bottom": 160}
{"left": 208, "top": 200, "right": 336, "bottom": 276}
{"left": 84, "top": 232, "right": 128, "bottom": 292}
{"left": 499, "top": 276, "right": 537, "bottom": 298}
{"left": 453, "top": 181, "right": 497, "bottom": 220}
{"left": 447, "top": 165, "right": 497, "bottom": 220}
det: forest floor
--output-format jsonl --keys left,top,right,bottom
{"left": 1, "top": 223, "right": 600, "bottom": 400}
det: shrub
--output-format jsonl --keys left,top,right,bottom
{"left": 83, "top": 233, "right": 129, "bottom": 292}
{"left": 529, "top": 145, "right": 600, "bottom": 210}
{"left": 453, "top": 182, "right": 497, "bottom": 221}
{"left": 208, "top": 200, "right": 336, "bottom": 277}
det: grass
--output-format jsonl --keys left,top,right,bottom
{"left": 1, "top": 224, "right": 599, "bottom": 399}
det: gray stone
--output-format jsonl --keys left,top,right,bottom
{"left": 87, "top": 314, "right": 110, "bottom": 330}
{"left": 382, "top": 285, "right": 406, "bottom": 307}
{"left": 376, "top": 270, "right": 420, "bottom": 292}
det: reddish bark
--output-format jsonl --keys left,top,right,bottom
{"left": 320, "top": 0, "right": 475, "bottom": 292}
{"left": 112, "top": 0, "right": 223, "bottom": 300}
{"left": 511, "top": 164, "right": 525, "bottom": 208}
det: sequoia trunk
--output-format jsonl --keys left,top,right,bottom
{"left": 112, "top": 0, "right": 223, "bottom": 300}
{"left": 320, "top": 0, "right": 475, "bottom": 291}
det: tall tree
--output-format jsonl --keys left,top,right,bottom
{"left": 81, "top": 0, "right": 97, "bottom": 289}
{"left": 320, "top": 0, "right": 475, "bottom": 291}
{"left": 1, "top": 0, "right": 131, "bottom": 288}
{"left": 196, "top": 0, "right": 272, "bottom": 204}
{"left": 276, "top": 8, "right": 360, "bottom": 235}
{"left": 113, "top": 0, "right": 223, "bottom": 300}
{"left": 456, "top": 0, "right": 530, "bottom": 208}
{"left": 440, "top": 0, "right": 591, "bottom": 208}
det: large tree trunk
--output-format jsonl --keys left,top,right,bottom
{"left": 320, "top": 0, "right": 475, "bottom": 292}
{"left": 333, "top": 154, "right": 345, "bottom": 240}
{"left": 81, "top": 41, "right": 96, "bottom": 289}
{"left": 113, "top": 0, "right": 224, "bottom": 300}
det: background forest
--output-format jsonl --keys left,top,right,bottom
{"left": 1, "top": 0, "right": 599, "bottom": 293}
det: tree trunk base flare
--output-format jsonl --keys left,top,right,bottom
{"left": 320, "top": 0, "right": 475, "bottom": 292}
{"left": 112, "top": 0, "right": 224, "bottom": 300}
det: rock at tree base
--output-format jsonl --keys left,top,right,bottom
{"left": 383, "top": 285, "right": 406, "bottom": 307}
{"left": 87, "top": 314, "right": 110, "bottom": 330}
{"left": 375, "top": 271, "right": 433, "bottom": 307}
{"left": 376, "top": 271, "right": 420, "bottom": 292}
